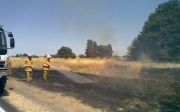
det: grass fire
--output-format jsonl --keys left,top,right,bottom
{"left": 9, "top": 57, "right": 180, "bottom": 111}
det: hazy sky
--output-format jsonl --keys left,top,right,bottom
{"left": 1, "top": 0, "right": 168, "bottom": 56}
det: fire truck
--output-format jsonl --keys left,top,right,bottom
{"left": 0, "top": 25, "right": 15, "bottom": 94}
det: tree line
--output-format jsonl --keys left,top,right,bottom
{"left": 14, "top": 39, "right": 113, "bottom": 59}
{"left": 53, "top": 39, "right": 113, "bottom": 59}
{"left": 14, "top": 53, "right": 39, "bottom": 58}
{"left": 85, "top": 39, "right": 113, "bottom": 58}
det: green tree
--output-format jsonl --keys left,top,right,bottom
{"left": 85, "top": 39, "right": 113, "bottom": 58}
{"left": 23, "top": 53, "right": 28, "bottom": 57}
{"left": 107, "top": 44, "right": 113, "bottom": 57}
{"left": 15, "top": 54, "right": 20, "bottom": 57}
{"left": 78, "top": 54, "right": 85, "bottom": 58}
{"left": 85, "top": 39, "right": 112, "bottom": 58}
{"left": 98, "top": 44, "right": 113, "bottom": 58}
{"left": 85, "top": 39, "right": 93, "bottom": 58}
{"left": 92, "top": 41, "right": 99, "bottom": 58}
{"left": 32, "top": 55, "right": 39, "bottom": 58}
{"left": 85, "top": 39, "right": 99, "bottom": 58}
{"left": 55, "top": 46, "right": 76, "bottom": 59}
{"left": 128, "top": 0, "right": 180, "bottom": 62}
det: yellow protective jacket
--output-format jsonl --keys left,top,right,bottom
{"left": 8, "top": 59, "right": 12, "bottom": 74}
{"left": 9, "top": 59, "right": 12, "bottom": 68}
{"left": 43, "top": 58, "right": 51, "bottom": 70}
{"left": 24, "top": 59, "right": 34, "bottom": 71}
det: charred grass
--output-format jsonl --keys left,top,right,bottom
{"left": 9, "top": 58, "right": 180, "bottom": 112}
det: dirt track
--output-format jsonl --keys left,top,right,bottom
{"left": 3, "top": 77, "right": 102, "bottom": 112}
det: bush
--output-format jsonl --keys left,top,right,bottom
{"left": 78, "top": 54, "right": 85, "bottom": 58}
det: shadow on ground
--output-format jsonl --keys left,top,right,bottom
{"left": 0, "top": 90, "right": 10, "bottom": 97}
{"left": 9, "top": 67, "right": 180, "bottom": 112}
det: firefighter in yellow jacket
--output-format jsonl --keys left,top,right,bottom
{"left": 43, "top": 55, "right": 51, "bottom": 81}
{"left": 24, "top": 55, "right": 34, "bottom": 81}
{"left": 8, "top": 57, "right": 12, "bottom": 75}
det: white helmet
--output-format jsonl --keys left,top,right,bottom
{"left": 28, "top": 54, "right": 32, "bottom": 57}
{"left": 47, "top": 55, "right": 51, "bottom": 58}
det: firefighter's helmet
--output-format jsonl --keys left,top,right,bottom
{"left": 28, "top": 54, "right": 32, "bottom": 57}
{"left": 47, "top": 55, "right": 51, "bottom": 58}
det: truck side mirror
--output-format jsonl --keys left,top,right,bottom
{"left": 8, "top": 32, "right": 13, "bottom": 37}
{"left": 10, "top": 38, "right": 15, "bottom": 48}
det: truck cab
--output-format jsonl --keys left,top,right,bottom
{"left": 0, "top": 26, "right": 15, "bottom": 94}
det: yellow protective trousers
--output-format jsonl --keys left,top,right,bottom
{"left": 9, "top": 67, "right": 12, "bottom": 75}
{"left": 43, "top": 70, "right": 49, "bottom": 81}
{"left": 26, "top": 71, "right": 33, "bottom": 81}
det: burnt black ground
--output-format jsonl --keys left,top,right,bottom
{"left": 7, "top": 67, "right": 180, "bottom": 112}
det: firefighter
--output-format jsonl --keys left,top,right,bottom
{"left": 24, "top": 55, "right": 34, "bottom": 81}
{"left": 43, "top": 55, "right": 51, "bottom": 81}
{"left": 8, "top": 57, "right": 12, "bottom": 75}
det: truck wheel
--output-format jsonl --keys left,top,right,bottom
{"left": 0, "top": 77, "right": 7, "bottom": 94}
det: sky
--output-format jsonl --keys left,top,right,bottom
{"left": 0, "top": 0, "right": 169, "bottom": 56}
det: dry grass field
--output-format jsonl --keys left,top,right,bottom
{"left": 11, "top": 57, "right": 143, "bottom": 79}
{"left": 9, "top": 57, "right": 180, "bottom": 111}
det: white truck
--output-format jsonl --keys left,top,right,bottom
{"left": 0, "top": 26, "right": 15, "bottom": 94}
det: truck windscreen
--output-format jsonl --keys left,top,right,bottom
{"left": 0, "top": 31, "right": 7, "bottom": 54}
